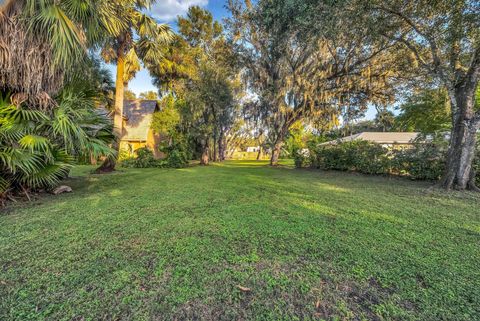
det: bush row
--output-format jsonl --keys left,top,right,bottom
{"left": 295, "top": 139, "right": 471, "bottom": 182}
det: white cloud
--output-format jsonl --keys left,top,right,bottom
{"left": 150, "top": 0, "right": 209, "bottom": 22}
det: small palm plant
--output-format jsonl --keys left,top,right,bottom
{"left": 0, "top": 83, "right": 114, "bottom": 204}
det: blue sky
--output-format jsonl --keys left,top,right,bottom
{"left": 107, "top": 0, "right": 229, "bottom": 97}
{"left": 109, "top": 0, "right": 378, "bottom": 120}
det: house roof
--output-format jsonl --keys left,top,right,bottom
{"left": 122, "top": 100, "right": 160, "bottom": 142}
{"left": 322, "top": 132, "right": 420, "bottom": 145}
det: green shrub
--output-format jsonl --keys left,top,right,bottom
{"left": 159, "top": 137, "right": 189, "bottom": 168}
{"left": 166, "top": 149, "right": 188, "bottom": 168}
{"left": 293, "top": 149, "right": 311, "bottom": 168}
{"left": 120, "top": 148, "right": 162, "bottom": 168}
{"left": 306, "top": 136, "right": 479, "bottom": 182}
{"left": 309, "top": 141, "right": 389, "bottom": 174}
{"left": 120, "top": 141, "right": 189, "bottom": 169}
{"left": 294, "top": 153, "right": 305, "bottom": 168}
{"left": 391, "top": 143, "right": 446, "bottom": 180}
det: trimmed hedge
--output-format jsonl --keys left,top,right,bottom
{"left": 390, "top": 143, "right": 445, "bottom": 180}
{"left": 297, "top": 139, "right": 470, "bottom": 182}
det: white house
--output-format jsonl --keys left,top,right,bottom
{"left": 246, "top": 146, "right": 261, "bottom": 152}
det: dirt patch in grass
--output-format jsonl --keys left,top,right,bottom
{"left": 161, "top": 260, "right": 416, "bottom": 321}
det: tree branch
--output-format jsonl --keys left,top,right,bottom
{"left": 373, "top": 6, "right": 449, "bottom": 85}
{"left": 466, "top": 45, "right": 480, "bottom": 87}
{"left": 382, "top": 32, "right": 430, "bottom": 70}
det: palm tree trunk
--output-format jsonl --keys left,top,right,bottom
{"left": 113, "top": 44, "right": 126, "bottom": 150}
{"left": 97, "top": 40, "right": 126, "bottom": 173}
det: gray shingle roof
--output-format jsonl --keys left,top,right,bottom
{"left": 121, "top": 100, "right": 160, "bottom": 141}
{"left": 322, "top": 132, "right": 420, "bottom": 145}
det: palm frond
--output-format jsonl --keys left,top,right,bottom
{"left": 155, "top": 23, "right": 174, "bottom": 44}
{"left": 0, "top": 176, "right": 10, "bottom": 194}
{"left": 28, "top": 2, "right": 86, "bottom": 67}
{"left": 136, "top": 38, "right": 166, "bottom": 64}
{"left": 19, "top": 135, "right": 51, "bottom": 153}
{"left": 124, "top": 48, "right": 142, "bottom": 83}
{"left": 136, "top": 14, "right": 158, "bottom": 38}
{"left": 18, "top": 162, "right": 70, "bottom": 189}
{"left": 0, "top": 147, "right": 43, "bottom": 175}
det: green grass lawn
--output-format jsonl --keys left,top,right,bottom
{"left": 1, "top": 161, "right": 479, "bottom": 321}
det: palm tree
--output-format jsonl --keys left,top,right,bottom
{"left": 97, "top": 1, "right": 173, "bottom": 172}
{"left": 0, "top": 0, "right": 124, "bottom": 107}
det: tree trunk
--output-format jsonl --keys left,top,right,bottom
{"left": 256, "top": 147, "right": 262, "bottom": 160}
{"left": 200, "top": 140, "right": 210, "bottom": 165}
{"left": 270, "top": 126, "right": 289, "bottom": 166}
{"left": 218, "top": 131, "right": 226, "bottom": 161}
{"left": 97, "top": 39, "right": 126, "bottom": 173}
{"left": 441, "top": 86, "right": 480, "bottom": 190}
{"left": 213, "top": 131, "right": 218, "bottom": 162}
{"left": 95, "top": 152, "right": 117, "bottom": 173}
{"left": 270, "top": 143, "right": 282, "bottom": 166}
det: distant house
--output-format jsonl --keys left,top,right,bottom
{"left": 246, "top": 146, "right": 260, "bottom": 152}
{"left": 321, "top": 132, "right": 420, "bottom": 149}
{"left": 120, "top": 100, "right": 163, "bottom": 159}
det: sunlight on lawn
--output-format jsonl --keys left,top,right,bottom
{"left": 1, "top": 161, "right": 479, "bottom": 321}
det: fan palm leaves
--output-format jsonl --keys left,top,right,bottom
{"left": 124, "top": 49, "right": 142, "bottom": 84}
{"left": 0, "top": 81, "right": 114, "bottom": 203}
{"left": 0, "top": 93, "right": 69, "bottom": 197}
{"left": 0, "top": 0, "right": 127, "bottom": 106}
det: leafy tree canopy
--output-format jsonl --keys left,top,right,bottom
{"left": 139, "top": 91, "right": 159, "bottom": 100}
{"left": 396, "top": 89, "right": 452, "bottom": 133}
{"left": 124, "top": 89, "right": 137, "bottom": 100}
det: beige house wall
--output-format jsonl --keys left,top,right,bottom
{"left": 120, "top": 130, "right": 165, "bottom": 159}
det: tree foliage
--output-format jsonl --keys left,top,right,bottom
{"left": 361, "top": 0, "right": 480, "bottom": 190}
{"left": 396, "top": 89, "right": 452, "bottom": 133}
{"left": 139, "top": 91, "right": 159, "bottom": 100}
{"left": 124, "top": 89, "right": 137, "bottom": 100}
{"left": 151, "top": 95, "right": 181, "bottom": 136}
{"left": 227, "top": 0, "right": 399, "bottom": 165}
{"left": 151, "top": 6, "right": 241, "bottom": 164}
{"left": 374, "top": 108, "right": 396, "bottom": 132}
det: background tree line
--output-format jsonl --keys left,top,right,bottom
{"left": 226, "top": 0, "right": 480, "bottom": 191}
